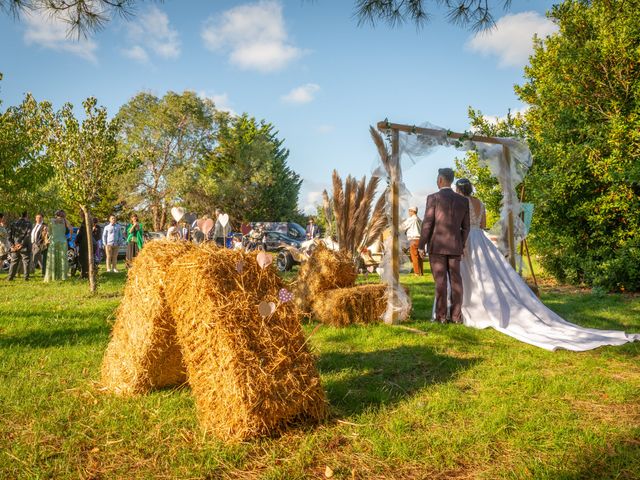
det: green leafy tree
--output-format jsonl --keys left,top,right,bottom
{"left": 116, "top": 91, "right": 219, "bottom": 231}
{"left": 454, "top": 107, "right": 528, "bottom": 227}
{"left": 515, "top": 0, "right": 640, "bottom": 291}
{"left": 186, "top": 114, "right": 302, "bottom": 224}
{"left": 47, "top": 97, "right": 133, "bottom": 293}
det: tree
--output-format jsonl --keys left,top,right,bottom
{"left": 515, "top": 0, "right": 640, "bottom": 291}
{"left": 0, "top": 89, "right": 57, "bottom": 216}
{"left": 47, "top": 97, "right": 133, "bottom": 293}
{"left": 187, "top": 114, "right": 302, "bottom": 224}
{"left": 454, "top": 107, "right": 528, "bottom": 227}
{"left": 116, "top": 91, "right": 219, "bottom": 232}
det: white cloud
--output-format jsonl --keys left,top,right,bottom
{"left": 198, "top": 91, "right": 236, "bottom": 116}
{"left": 316, "top": 124, "right": 335, "bottom": 134}
{"left": 281, "top": 83, "right": 320, "bottom": 104}
{"left": 125, "top": 6, "right": 180, "bottom": 62}
{"left": 201, "top": 0, "right": 303, "bottom": 72}
{"left": 299, "top": 179, "right": 329, "bottom": 214}
{"left": 123, "top": 45, "right": 149, "bottom": 63}
{"left": 481, "top": 105, "right": 530, "bottom": 125}
{"left": 466, "top": 11, "right": 558, "bottom": 67}
{"left": 23, "top": 9, "right": 98, "bottom": 62}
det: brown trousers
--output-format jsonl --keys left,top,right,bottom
{"left": 105, "top": 245, "right": 119, "bottom": 271}
{"left": 409, "top": 239, "right": 423, "bottom": 275}
{"left": 429, "top": 253, "right": 463, "bottom": 322}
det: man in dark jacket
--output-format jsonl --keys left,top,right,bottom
{"left": 7, "top": 212, "right": 32, "bottom": 281}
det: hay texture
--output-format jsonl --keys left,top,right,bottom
{"left": 294, "top": 243, "right": 357, "bottom": 314}
{"left": 164, "top": 244, "right": 326, "bottom": 441}
{"left": 101, "top": 242, "right": 326, "bottom": 442}
{"left": 101, "top": 240, "right": 194, "bottom": 395}
{"left": 312, "top": 284, "right": 388, "bottom": 327}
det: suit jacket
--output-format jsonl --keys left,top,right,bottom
{"left": 31, "top": 222, "right": 47, "bottom": 252}
{"left": 418, "top": 188, "right": 470, "bottom": 256}
{"left": 9, "top": 218, "right": 33, "bottom": 250}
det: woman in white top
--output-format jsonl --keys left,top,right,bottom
{"left": 454, "top": 178, "right": 639, "bottom": 351}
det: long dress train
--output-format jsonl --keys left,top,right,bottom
{"left": 44, "top": 219, "right": 69, "bottom": 282}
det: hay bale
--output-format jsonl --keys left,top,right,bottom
{"left": 312, "top": 284, "right": 388, "bottom": 326}
{"left": 293, "top": 243, "right": 357, "bottom": 314}
{"left": 101, "top": 240, "right": 194, "bottom": 395}
{"left": 164, "top": 244, "right": 326, "bottom": 441}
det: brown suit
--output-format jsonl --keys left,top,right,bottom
{"left": 419, "top": 188, "right": 470, "bottom": 322}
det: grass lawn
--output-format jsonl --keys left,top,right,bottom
{"left": 0, "top": 263, "right": 639, "bottom": 479}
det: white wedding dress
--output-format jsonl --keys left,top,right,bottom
{"left": 448, "top": 198, "right": 639, "bottom": 351}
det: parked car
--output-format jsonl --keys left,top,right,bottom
{"left": 250, "top": 222, "right": 306, "bottom": 241}
{"left": 261, "top": 231, "right": 302, "bottom": 252}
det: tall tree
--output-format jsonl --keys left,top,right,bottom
{"left": 116, "top": 91, "right": 218, "bottom": 231}
{"left": 47, "top": 97, "right": 133, "bottom": 293}
{"left": 454, "top": 107, "right": 528, "bottom": 227}
{"left": 515, "top": 0, "right": 640, "bottom": 291}
{"left": 186, "top": 114, "right": 302, "bottom": 223}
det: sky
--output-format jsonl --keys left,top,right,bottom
{"left": 0, "top": 0, "right": 558, "bottom": 215}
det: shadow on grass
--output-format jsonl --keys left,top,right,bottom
{"left": 319, "top": 345, "right": 480, "bottom": 416}
{"left": 0, "top": 324, "right": 108, "bottom": 349}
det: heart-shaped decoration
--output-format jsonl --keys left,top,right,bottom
{"left": 236, "top": 260, "right": 245, "bottom": 273}
{"left": 218, "top": 213, "right": 229, "bottom": 227}
{"left": 171, "top": 207, "right": 185, "bottom": 222}
{"left": 202, "top": 219, "right": 214, "bottom": 236}
{"left": 196, "top": 218, "right": 205, "bottom": 231}
{"left": 256, "top": 251, "right": 272, "bottom": 269}
{"left": 278, "top": 288, "right": 293, "bottom": 303}
{"left": 258, "top": 301, "right": 276, "bottom": 318}
{"left": 367, "top": 265, "right": 375, "bottom": 273}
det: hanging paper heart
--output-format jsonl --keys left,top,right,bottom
{"left": 278, "top": 288, "right": 294, "bottom": 303}
{"left": 258, "top": 301, "right": 276, "bottom": 318}
{"left": 218, "top": 213, "right": 229, "bottom": 228}
{"left": 171, "top": 207, "right": 185, "bottom": 222}
{"left": 202, "top": 219, "right": 214, "bottom": 236}
{"left": 196, "top": 218, "right": 205, "bottom": 231}
{"left": 367, "top": 265, "right": 375, "bottom": 273}
{"left": 236, "top": 260, "right": 245, "bottom": 273}
{"left": 256, "top": 251, "right": 272, "bottom": 269}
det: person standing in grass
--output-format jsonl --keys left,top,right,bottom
{"left": 102, "top": 215, "right": 123, "bottom": 273}
{"left": 125, "top": 214, "right": 144, "bottom": 267}
{"left": 44, "top": 210, "right": 70, "bottom": 282}
{"left": 402, "top": 206, "right": 423, "bottom": 276}
{"left": 30, "top": 213, "right": 47, "bottom": 276}
{"left": 0, "top": 213, "right": 9, "bottom": 266}
{"left": 7, "top": 211, "right": 32, "bottom": 281}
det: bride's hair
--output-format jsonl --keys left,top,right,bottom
{"left": 456, "top": 178, "right": 473, "bottom": 196}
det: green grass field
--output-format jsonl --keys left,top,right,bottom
{"left": 1, "top": 264, "right": 639, "bottom": 479}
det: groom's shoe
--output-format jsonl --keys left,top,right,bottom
{"left": 436, "top": 317, "right": 448, "bottom": 324}
{"left": 452, "top": 317, "right": 463, "bottom": 325}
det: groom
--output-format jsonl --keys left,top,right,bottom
{"left": 418, "top": 168, "right": 470, "bottom": 324}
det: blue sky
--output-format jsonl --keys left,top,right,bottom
{"left": 0, "top": 0, "right": 557, "bottom": 214}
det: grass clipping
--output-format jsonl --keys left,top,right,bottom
{"left": 101, "top": 242, "right": 326, "bottom": 441}
{"left": 101, "top": 240, "right": 193, "bottom": 395}
{"left": 312, "top": 284, "right": 387, "bottom": 327}
{"left": 293, "top": 243, "right": 357, "bottom": 315}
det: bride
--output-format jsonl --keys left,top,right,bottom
{"left": 450, "top": 178, "right": 639, "bottom": 351}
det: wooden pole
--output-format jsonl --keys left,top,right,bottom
{"left": 376, "top": 121, "right": 510, "bottom": 147}
{"left": 389, "top": 128, "right": 401, "bottom": 324}
{"left": 503, "top": 145, "right": 516, "bottom": 269}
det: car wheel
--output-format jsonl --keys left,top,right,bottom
{"left": 276, "top": 251, "right": 294, "bottom": 272}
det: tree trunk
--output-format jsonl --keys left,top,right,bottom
{"left": 81, "top": 205, "right": 97, "bottom": 293}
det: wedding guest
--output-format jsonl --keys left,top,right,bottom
{"left": 232, "top": 235, "right": 243, "bottom": 251}
{"left": 44, "top": 210, "right": 70, "bottom": 282}
{"left": 179, "top": 220, "right": 190, "bottom": 241}
{"left": 212, "top": 208, "right": 231, "bottom": 247}
{"left": 30, "top": 213, "right": 47, "bottom": 275}
{"left": 102, "top": 215, "right": 122, "bottom": 273}
{"left": 92, "top": 218, "right": 103, "bottom": 264}
{"left": 0, "top": 213, "right": 9, "bottom": 264}
{"left": 401, "top": 206, "right": 423, "bottom": 276}
{"left": 7, "top": 211, "right": 32, "bottom": 281}
{"left": 167, "top": 220, "right": 180, "bottom": 240}
{"left": 125, "top": 214, "right": 144, "bottom": 267}
{"left": 75, "top": 215, "right": 90, "bottom": 279}
{"left": 306, "top": 218, "right": 320, "bottom": 239}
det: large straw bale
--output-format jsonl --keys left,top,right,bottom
{"left": 164, "top": 244, "right": 326, "bottom": 441}
{"left": 312, "top": 284, "right": 388, "bottom": 326}
{"left": 294, "top": 243, "right": 357, "bottom": 314}
{"left": 101, "top": 240, "right": 194, "bottom": 395}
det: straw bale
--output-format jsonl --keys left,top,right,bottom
{"left": 101, "top": 240, "right": 194, "bottom": 395}
{"left": 312, "top": 284, "right": 388, "bottom": 326}
{"left": 165, "top": 244, "right": 326, "bottom": 441}
{"left": 293, "top": 243, "right": 357, "bottom": 314}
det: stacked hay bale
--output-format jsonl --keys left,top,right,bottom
{"left": 312, "top": 284, "right": 388, "bottom": 327}
{"left": 164, "top": 244, "right": 326, "bottom": 441}
{"left": 101, "top": 240, "right": 193, "bottom": 395}
{"left": 293, "top": 243, "right": 394, "bottom": 326}
{"left": 293, "top": 243, "right": 357, "bottom": 315}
